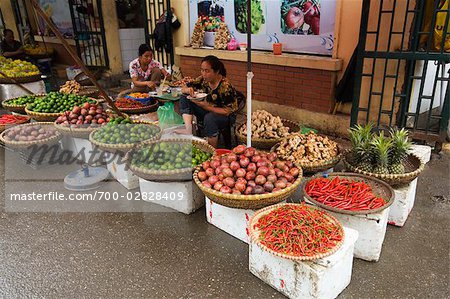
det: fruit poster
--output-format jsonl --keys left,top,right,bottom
{"left": 189, "top": 0, "right": 336, "bottom": 55}
{"left": 39, "top": 0, "right": 74, "bottom": 37}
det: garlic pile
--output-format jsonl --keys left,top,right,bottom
{"left": 59, "top": 80, "right": 81, "bottom": 94}
{"left": 214, "top": 23, "right": 231, "bottom": 50}
{"left": 275, "top": 132, "right": 339, "bottom": 163}
{"left": 238, "top": 110, "right": 290, "bottom": 139}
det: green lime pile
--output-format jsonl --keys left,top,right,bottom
{"left": 3, "top": 95, "right": 37, "bottom": 106}
{"left": 131, "top": 142, "right": 212, "bottom": 171}
{"left": 26, "top": 92, "right": 95, "bottom": 113}
{"left": 108, "top": 116, "right": 132, "bottom": 125}
{"left": 93, "top": 123, "right": 160, "bottom": 144}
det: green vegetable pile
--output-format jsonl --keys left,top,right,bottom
{"left": 131, "top": 142, "right": 212, "bottom": 171}
{"left": 26, "top": 92, "right": 95, "bottom": 113}
{"left": 235, "top": 0, "right": 265, "bottom": 34}
{"left": 3, "top": 95, "right": 37, "bottom": 106}
{"left": 93, "top": 123, "right": 160, "bottom": 144}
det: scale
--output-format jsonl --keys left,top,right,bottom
{"left": 64, "top": 164, "right": 110, "bottom": 191}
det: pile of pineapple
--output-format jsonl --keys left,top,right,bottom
{"left": 349, "top": 124, "right": 412, "bottom": 174}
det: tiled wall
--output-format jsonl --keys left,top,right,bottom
{"left": 119, "top": 28, "right": 146, "bottom": 73}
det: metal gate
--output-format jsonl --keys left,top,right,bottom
{"left": 68, "top": 0, "right": 109, "bottom": 69}
{"left": 143, "top": 0, "right": 174, "bottom": 68}
{"left": 10, "top": 0, "right": 32, "bottom": 43}
{"left": 351, "top": 0, "right": 450, "bottom": 144}
{"left": 0, "top": 8, "right": 5, "bottom": 33}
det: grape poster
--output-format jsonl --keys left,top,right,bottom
{"left": 188, "top": 0, "right": 336, "bottom": 55}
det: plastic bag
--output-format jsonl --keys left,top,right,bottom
{"left": 157, "top": 101, "right": 184, "bottom": 130}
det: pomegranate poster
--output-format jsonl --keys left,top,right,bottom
{"left": 189, "top": 0, "right": 336, "bottom": 55}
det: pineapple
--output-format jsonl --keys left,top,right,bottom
{"left": 371, "top": 132, "right": 392, "bottom": 174}
{"left": 348, "top": 123, "right": 374, "bottom": 172}
{"left": 388, "top": 128, "right": 412, "bottom": 174}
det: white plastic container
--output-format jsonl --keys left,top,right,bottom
{"left": 249, "top": 227, "right": 359, "bottom": 299}
{"left": 389, "top": 178, "right": 418, "bottom": 227}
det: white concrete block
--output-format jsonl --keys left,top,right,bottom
{"left": 205, "top": 198, "right": 255, "bottom": 243}
{"left": 107, "top": 153, "right": 139, "bottom": 190}
{"left": 388, "top": 178, "right": 418, "bottom": 227}
{"left": 249, "top": 227, "right": 359, "bottom": 299}
{"left": 326, "top": 209, "right": 390, "bottom": 262}
{"left": 410, "top": 144, "right": 431, "bottom": 164}
{"left": 139, "top": 178, "right": 205, "bottom": 214}
{"left": 0, "top": 81, "right": 46, "bottom": 100}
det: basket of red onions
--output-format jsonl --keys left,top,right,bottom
{"left": 193, "top": 145, "right": 303, "bottom": 209}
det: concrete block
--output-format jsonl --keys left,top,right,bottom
{"left": 388, "top": 178, "right": 418, "bottom": 227}
{"left": 410, "top": 144, "right": 431, "bottom": 164}
{"left": 249, "top": 227, "right": 359, "bottom": 299}
{"left": 107, "top": 153, "right": 139, "bottom": 190}
{"left": 205, "top": 198, "right": 255, "bottom": 243}
{"left": 139, "top": 178, "right": 205, "bottom": 214}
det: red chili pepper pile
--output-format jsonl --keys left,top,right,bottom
{"left": 305, "top": 177, "right": 386, "bottom": 211}
{"left": 115, "top": 98, "right": 144, "bottom": 108}
{"left": 0, "top": 114, "right": 29, "bottom": 124}
{"left": 253, "top": 204, "right": 343, "bottom": 257}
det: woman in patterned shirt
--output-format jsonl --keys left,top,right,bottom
{"left": 129, "top": 44, "right": 171, "bottom": 91}
{"left": 179, "top": 55, "right": 244, "bottom": 148}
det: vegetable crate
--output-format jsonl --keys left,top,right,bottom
{"left": 388, "top": 178, "right": 418, "bottom": 227}
{"left": 107, "top": 152, "right": 139, "bottom": 190}
{"left": 139, "top": 178, "right": 205, "bottom": 214}
{"left": 319, "top": 207, "right": 390, "bottom": 262}
{"left": 60, "top": 135, "right": 105, "bottom": 166}
{"left": 249, "top": 227, "right": 359, "bottom": 299}
{"left": 205, "top": 198, "right": 256, "bottom": 243}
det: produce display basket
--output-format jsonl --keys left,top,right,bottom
{"left": 271, "top": 141, "right": 342, "bottom": 173}
{"left": 236, "top": 119, "right": 301, "bottom": 150}
{"left": 127, "top": 138, "right": 215, "bottom": 182}
{"left": 194, "top": 166, "right": 304, "bottom": 210}
{"left": 77, "top": 87, "right": 98, "bottom": 97}
{"left": 88, "top": 123, "right": 162, "bottom": 154}
{"left": 343, "top": 151, "right": 424, "bottom": 186}
{"left": 1, "top": 94, "right": 46, "bottom": 114}
{"left": 302, "top": 172, "right": 395, "bottom": 215}
{"left": 54, "top": 123, "right": 102, "bottom": 139}
{"left": 111, "top": 99, "right": 159, "bottom": 114}
{"left": 0, "top": 116, "right": 31, "bottom": 133}
{"left": 0, "top": 74, "right": 42, "bottom": 84}
{"left": 0, "top": 122, "right": 61, "bottom": 149}
{"left": 25, "top": 107, "right": 63, "bottom": 122}
{"left": 248, "top": 203, "right": 345, "bottom": 261}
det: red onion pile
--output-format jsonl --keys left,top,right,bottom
{"left": 197, "top": 145, "right": 300, "bottom": 195}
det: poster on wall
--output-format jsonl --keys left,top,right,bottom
{"left": 188, "top": 0, "right": 336, "bottom": 55}
{"left": 39, "top": 0, "right": 74, "bottom": 37}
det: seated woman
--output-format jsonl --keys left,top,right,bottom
{"left": 0, "top": 29, "right": 25, "bottom": 60}
{"left": 179, "top": 55, "right": 244, "bottom": 148}
{"left": 129, "top": 44, "right": 171, "bottom": 91}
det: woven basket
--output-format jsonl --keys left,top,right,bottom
{"left": 78, "top": 87, "right": 98, "bottom": 97}
{"left": 248, "top": 203, "right": 345, "bottom": 261}
{"left": 54, "top": 123, "right": 102, "bottom": 139}
{"left": 0, "top": 122, "right": 61, "bottom": 149}
{"left": 0, "top": 116, "right": 31, "bottom": 133}
{"left": 302, "top": 172, "right": 395, "bottom": 215}
{"left": 0, "top": 74, "right": 42, "bottom": 84}
{"left": 236, "top": 119, "right": 301, "bottom": 150}
{"left": 2, "top": 94, "right": 46, "bottom": 114}
{"left": 25, "top": 107, "right": 63, "bottom": 122}
{"left": 111, "top": 100, "right": 159, "bottom": 114}
{"left": 271, "top": 141, "right": 341, "bottom": 174}
{"left": 194, "top": 166, "right": 303, "bottom": 210}
{"left": 342, "top": 151, "right": 424, "bottom": 186}
{"left": 89, "top": 123, "right": 162, "bottom": 154}
{"left": 127, "top": 138, "right": 215, "bottom": 181}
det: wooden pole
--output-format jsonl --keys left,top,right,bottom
{"left": 29, "top": 0, "right": 124, "bottom": 116}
